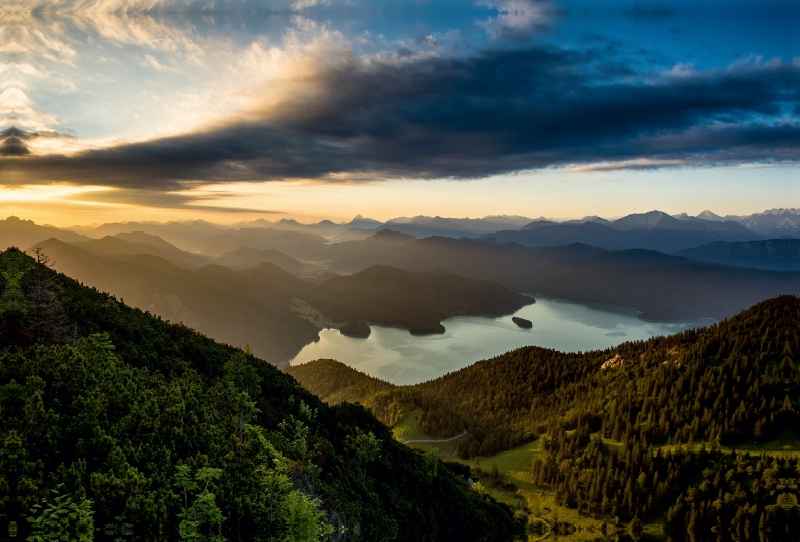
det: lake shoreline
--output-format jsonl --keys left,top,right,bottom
{"left": 289, "top": 295, "right": 708, "bottom": 385}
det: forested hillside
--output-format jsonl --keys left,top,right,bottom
{"left": 0, "top": 248, "right": 521, "bottom": 541}
{"left": 376, "top": 236, "right": 800, "bottom": 320}
{"left": 675, "top": 238, "right": 800, "bottom": 271}
{"left": 310, "top": 266, "right": 534, "bottom": 334}
{"left": 289, "top": 296, "right": 800, "bottom": 541}
{"left": 30, "top": 239, "right": 533, "bottom": 366}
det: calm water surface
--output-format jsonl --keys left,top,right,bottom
{"left": 289, "top": 296, "right": 710, "bottom": 385}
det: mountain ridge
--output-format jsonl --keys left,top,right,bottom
{"left": 675, "top": 238, "right": 800, "bottom": 271}
{"left": 0, "top": 247, "right": 521, "bottom": 541}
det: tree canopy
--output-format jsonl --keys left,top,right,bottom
{"left": 0, "top": 248, "right": 522, "bottom": 542}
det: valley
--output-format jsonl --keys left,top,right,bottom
{"left": 0, "top": 209, "right": 797, "bottom": 369}
{"left": 288, "top": 296, "right": 800, "bottom": 541}
{"left": 0, "top": 210, "right": 798, "bottom": 540}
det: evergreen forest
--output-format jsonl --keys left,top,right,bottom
{"left": 288, "top": 294, "right": 800, "bottom": 541}
{"left": 0, "top": 248, "right": 522, "bottom": 541}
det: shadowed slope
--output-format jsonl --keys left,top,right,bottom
{"left": 0, "top": 247, "right": 522, "bottom": 542}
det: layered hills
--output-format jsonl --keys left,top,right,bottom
{"left": 29, "top": 238, "right": 532, "bottom": 365}
{"left": 0, "top": 216, "right": 89, "bottom": 250}
{"left": 377, "top": 215, "right": 532, "bottom": 239}
{"left": 288, "top": 295, "right": 800, "bottom": 541}
{"left": 0, "top": 248, "right": 520, "bottom": 541}
{"left": 309, "top": 266, "right": 533, "bottom": 335}
{"left": 70, "top": 235, "right": 212, "bottom": 270}
{"left": 370, "top": 236, "right": 800, "bottom": 320}
{"left": 59, "top": 209, "right": 800, "bottom": 256}
{"left": 485, "top": 211, "right": 762, "bottom": 253}
{"left": 674, "top": 238, "right": 800, "bottom": 271}
{"left": 3, "top": 212, "right": 799, "bottom": 365}
{"left": 45, "top": 230, "right": 309, "bottom": 274}
{"left": 79, "top": 216, "right": 795, "bottom": 322}
{"left": 30, "top": 238, "right": 320, "bottom": 365}
{"left": 216, "top": 247, "right": 305, "bottom": 272}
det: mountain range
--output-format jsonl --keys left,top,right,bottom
{"left": 31, "top": 238, "right": 533, "bottom": 365}
{"left": 674, "top": 238, "right": 800, "bottom": 271}
{"left": 0, "top": 209, "right": 797, "bottom": 368}
{"left": 3, "top": 213, "right": 799, "bottom": 540}
{"left": 483, "top": 211, "right": 765, "bottom": 253}
{"left": 56, "top": 208, "right": 800, "bottom": 250}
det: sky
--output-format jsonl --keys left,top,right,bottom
{"left": 0, "top": 0, "right": 798, "bottom": 226}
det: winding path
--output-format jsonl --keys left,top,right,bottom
{"left": 403, "top": 429, "right": 468, "bottom": 445}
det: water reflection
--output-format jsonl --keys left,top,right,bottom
{"left": 289, "top": 296, "right": 709, "bottom": 385}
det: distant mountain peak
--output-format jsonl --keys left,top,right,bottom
{"left": 372, "top": 228, "right": 416, "bottom": 241}
{"left": 345, "top": 215, "right": 382, "bottom": 229}
{"left": 765, "top": 208, "right": 799, "bottom": 216}
{"left": 578, "top": 215, "right": 613, "bottom": 226}
{"left": 739, "top": 208, "right": 800, "bottom": 236}
{"left": 612, "top": 210, "right": 676, "bottom": 229}
{"left": 697, "top": 210, "right": 724, "bottom": 221}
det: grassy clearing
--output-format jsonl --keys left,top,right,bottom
{"left": 289, "top": 298, "right": 335, "bottom": 327}
{"left": 405, "top": 437, "right": 465, "bottom": 457}
{"left": 392, "top": 408, "right": 472, "bottom": 455}
{"left": 406, "top": 429, "right": 669, "bottom": 541}
{"left": 456, "top": 440, "right": 544, "bottom": 486}
{"left": 394, "top": 417, "right": 800, "bottom": 540}
{"left": 391, "top": 408, "right": 428, "bottom": 442}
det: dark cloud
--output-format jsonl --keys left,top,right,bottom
{"left": 2, "top": 45, "right": 799, "bottom": 187}
{"left": 65, "top": 188, "right": 280, "bottom": 214}
{"left": 0, "top": 128, "right": 31, "bottom": 156}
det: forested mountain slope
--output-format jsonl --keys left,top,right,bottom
{"left": 376, "top": 236, "right": 800, "bottom": 320}
{"left": 310, "top": 266, "right": 534, "bottom": 334}
{"left": 0, "top": 248, "right": 521, "bottom": 542}
{"left": 292, "top": 295, "right": 799, "bottom": 454}
{"left": 675, "top": 238, "right": 800, "bottom": 271}
{"left": 29, "top": 239, "right": 533, "bottom": 365}
{"left": 31, "top": 238, "right": 321, "bottom": 365}
{"left": 70, "top": 235, "right": 213, "bottom": 270}
{"left": 289, "top": 296, "right": 800, "bottom": 541}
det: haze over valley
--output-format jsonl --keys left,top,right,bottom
{"left": 2, "top": 207, "right": 798, "bottom": 369}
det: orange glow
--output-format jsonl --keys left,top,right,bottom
{"left": 1, "top": 163, "right": 795, "bottom": 229}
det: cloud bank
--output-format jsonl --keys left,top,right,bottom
{"left": 1, "top": 1, "right": 798, "bottom": 191}
{"left": 3, "top": 47, "right": 799, "bottom": 188}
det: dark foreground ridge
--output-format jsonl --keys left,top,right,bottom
{"left": 0, "top": 248, "right": 521, "bottom": 541}
{"left": 290, "top": 295, "right": 800, "bottom": 541}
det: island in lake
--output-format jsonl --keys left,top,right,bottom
{"left": 340, "top": 321, "right": 371, "bottom": 337}
{"left": 512, "top": 316, "right": 532, "bottom": 328}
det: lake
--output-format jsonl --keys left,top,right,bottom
{"left": 288, "top": 296, "right": 710, "bottom": 385}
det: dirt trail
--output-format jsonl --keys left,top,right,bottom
{"left": 403, "top": 429, "right": 467, "bottom": 444}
